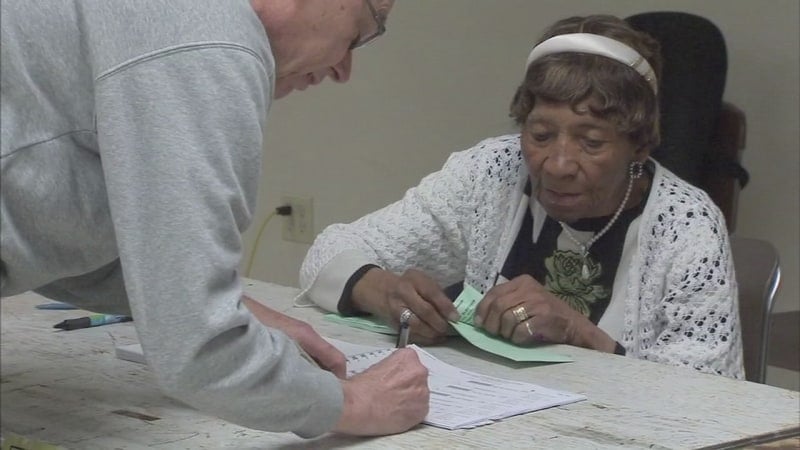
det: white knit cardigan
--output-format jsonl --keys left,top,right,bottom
{"left": 301, "top": 135, "right": 744, "bottom": 379}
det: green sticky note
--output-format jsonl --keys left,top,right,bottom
{"left": 451, "top": 283, "right": 572, "bottom": 363}
{"left": 453, "top": 283, "right": 484, "bottom": 325}
{"left": 324, "top": 313, "right": 396, "bottom": 335}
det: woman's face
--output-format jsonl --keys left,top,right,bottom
{"left": 521, "top": 99, "right": 646, "bottom": 223}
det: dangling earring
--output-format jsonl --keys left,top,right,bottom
{"left": 629, "top": 161, "right": 644, "bottom": 180}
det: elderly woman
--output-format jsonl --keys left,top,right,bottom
{"left": 300, "top": 15, "right": 744, "bottom": 379}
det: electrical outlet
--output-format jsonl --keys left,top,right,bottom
{"left": 281, "top": 195, "right": 314, "bottom": 244}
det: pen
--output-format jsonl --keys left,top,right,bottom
{"left": 36, "top": 302, "right": 78, "bottom": 310}
{"left": 396, "top": 322, "right": 410, "bottom": 348}
{"left": 53, "top": 314, "right": 132, "bottom": 331}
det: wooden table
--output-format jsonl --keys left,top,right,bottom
{"left": 2, "top": 279, "right": 799, "bottom": 449}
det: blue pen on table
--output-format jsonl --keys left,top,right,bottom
{"left": 53, "top": 314, "right": 132, "bottom": 331}
{"left": 36, "top": 302, "right": 78, "bottom": 310}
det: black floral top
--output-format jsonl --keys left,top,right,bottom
{"left": 499, "top": 181, "right": 648, "bottom": 324}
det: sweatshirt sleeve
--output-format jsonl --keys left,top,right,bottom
{"left": 94, "top": 46, "right": 342, "bottom": 437}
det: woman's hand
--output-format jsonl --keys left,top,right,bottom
{"left": 243, "top": 296, "right": 347, "bottom": 378}
{"left": 473, "top": 274, "right": 615, "bottom": 352}
{"left": 352, "top": 268, "right": 459, "bottom": 345}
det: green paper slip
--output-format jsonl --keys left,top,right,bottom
{"left": 452, "top": 283, "right": 572, "bottom": 363}
{"left": 452, "top": 283, "right": 484, "bottom": 325}
{"left": 450, "top": 321, "right": 571, "bottom": 362}
{"left": 324, "top": 313, "right": 396, "bottom": 335}
{"left": 322, "top": 283, "right": 571, "bottom": 363}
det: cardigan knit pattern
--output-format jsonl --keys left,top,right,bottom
{"left": 301, "top": 134, "right": 744, "bottom": 379}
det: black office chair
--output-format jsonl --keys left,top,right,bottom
{"left": 626, "top": 12, "right": 749, "bottom": 232}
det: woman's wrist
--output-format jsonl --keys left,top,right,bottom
{"left": 351, "top": 268, "right": 396, "bottom": 316}
{"left": 569, "top": 316, "right": 616, "bottom": 353}
{"left": 337, "top": 264, "right": 381, "bottom": 316}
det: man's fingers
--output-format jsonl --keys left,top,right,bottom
{"left": 314, "top": 341, "right": 347, "bottom": 378}
{"left": 291, "top": 326, "right": 348, "bottom": 378}
{"left": 337, "top": 349, "right": 429, "bottom": 436}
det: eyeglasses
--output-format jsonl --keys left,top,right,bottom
{"left": 348, "top": 0, "right": 386, "bottom": 50}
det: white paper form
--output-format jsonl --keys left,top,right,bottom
{"left": 327, "top": 338, "right": 586, "bottom": 430}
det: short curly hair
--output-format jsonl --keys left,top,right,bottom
{"left": 510, "top": 15, "right": 663, "bottom": 150}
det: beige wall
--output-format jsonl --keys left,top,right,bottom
{"left": 243, "top": 0, "right": 800, "bottom": 315}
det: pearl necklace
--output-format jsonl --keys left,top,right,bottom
{"left": 558, "top": 162, "right": 642, "bottom": 279}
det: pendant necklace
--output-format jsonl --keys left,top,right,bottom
{"left": 558, "top": 162, "right": 643, "bottom": 279}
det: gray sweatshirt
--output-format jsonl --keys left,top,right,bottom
{"left": 1, "top": 0, "right": 342, "bottom": 437}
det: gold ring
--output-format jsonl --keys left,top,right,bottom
{"left": 512, "top": 305, "right": 528, "bottom": 323}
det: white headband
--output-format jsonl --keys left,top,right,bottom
{"left": 526, "top": 33, "right": 658, "bottom": 93}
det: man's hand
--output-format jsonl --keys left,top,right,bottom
{"left": 334, "top": 348, "right": 430, "bottom": 436}
{"left": 243, "top": 295, "right": 347, "bottom": 378}
{"left": 352, "top": 268, "right": 458, "bottom": 345}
